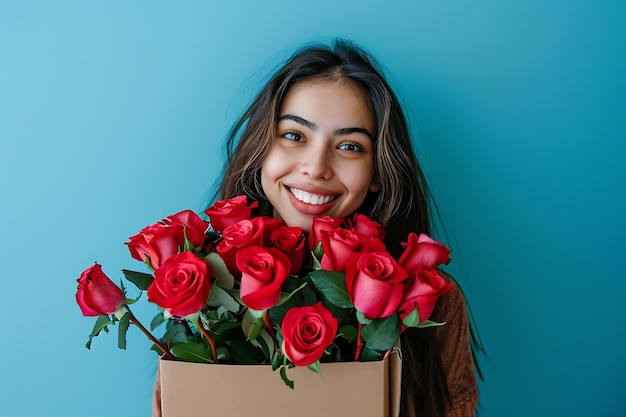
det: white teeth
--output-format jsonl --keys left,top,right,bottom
{"left": 289, "top": 188, "right": 334, "bottom": 205}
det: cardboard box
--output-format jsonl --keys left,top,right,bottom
{"left": 159, "top": 349, "right": 402, "bottom": 417}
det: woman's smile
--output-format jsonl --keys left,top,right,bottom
{"left": 288, "top": 187, "right": 336, "bottom": 205}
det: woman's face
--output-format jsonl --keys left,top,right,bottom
{"left": 261, "top": 79, "right": 379, "bottom": 232}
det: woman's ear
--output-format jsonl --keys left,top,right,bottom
{"left": 369, "top": 179, "right": 381, "bottom": 193}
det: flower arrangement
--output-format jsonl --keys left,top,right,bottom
{"left": 76, "top": 196, "right": 453, "bottom": 387}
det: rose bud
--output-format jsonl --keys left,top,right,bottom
{"left": 76, "top": 263, "right": 126, "bottom": 316}
{"left": 258, "top": 216, "right": 286, "bottom": 247}
{"left": 205, "top": 195, "right": 258, "bottom": 234}
{"left": 126, "top": 223, "right": 182, "bottom": 269}
{"left": 271, "top": 226, "right": 306, "bottom": 275}
{"left": 398, "top": 233, "right": 451, "bottom": 275}
{"left": 350, "top": 213, "right": 386, "bottom": 240}
{"left": 216, "top": 217, "right": 267, "bottom": 275}
{"left": 164, "top": 210, "right": 210, "bottom": 249}
{"left": 345, "top": 251, "right": 408, "bottom": 319}
{"left": 398, "top": 266, "right": 453, "bottom": 325}
{"left": 236, "top": 246, "right": 291, "bottom": 311}
{"left": 320, "top": 228, "right": 360, "bottom": 272}
{"left": 308, "top": 216, "right": 344, "bottom": 251}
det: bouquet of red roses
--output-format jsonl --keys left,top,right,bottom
{"left": 76, "top": 195, "right": 453, "bottom": 387}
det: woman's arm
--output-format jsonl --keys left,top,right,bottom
{"left": 436, "top": 275, "right": 480, "bottom": 416}
{"left": 152, "top": 363, "right": 162, "bottom": 417}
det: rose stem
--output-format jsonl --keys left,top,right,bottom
{"left": 127, "top": 310, "right": 176, "bottom": 361}
{"left": 263, "top": 311, "right": 279, "bottom": 352}
{"left": 196, "top": 321, "right": 219, "bottom": 363}
{"left": 355, "top": 322, "right": 364, "bottom": 361}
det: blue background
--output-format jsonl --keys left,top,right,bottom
{"left": 1, "top": 1, "right": 624, "bottom": 416}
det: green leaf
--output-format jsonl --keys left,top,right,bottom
{"left": 268, "top": 284, "right": 317, "bottom": 326}
{"left": 271, "top": 351, "right": 281, "bottom": 371}
{"left": 214, "top": 320, "right": 242, "bottom": 335}
{"left": 171, "top": 341, "right": 213, "bottom": 363}
{"left": 150, "top": 312, "right": 166, "bottom": 331}
{"left": 85, "top": 315, "right": 114, "bottom": 349}
{"left": 312, "top": 242, "right": 324, "bottom": 264}
{"left": 204, "top": 252, "right": 235, "bottom": 290}
{"left": 117, "top": 312, "right": 131, "bottom": 350}
{"left": 150, "top": 343, "right": 164, "bottom": 356}
{"left": 359, "top": 345, "right": 383, "bottom": 361}
{"left": 226, "top": 340, "right": 266, "bottom": 364}
{"left": 307, "top": 360, "right": 322, "bottom": 376}
{"left": 216, "top": 346, "right": 232, "bottom": 361}
{"left": 311, "top": 254, "right": 322, "bottom": 271}
{"left": 254, "top": 331, "right": 269, "bottom": 358}
{"left": 122, "top": 269, "right": 154, "bottom": 291}
{"left": 417, "top": 320, "right": 447, "bottom": 328}
{"left": 361, "top": 315, "right": 401, "bottom": 352}
{"left": 242, "top": 309, "right": 266, "bottom": 341}
{"left": 401, "top": 308, "right": 420, "bottom": 328}
{"left": 309, "top": 270, "right": 353, "bottom": 308}
{"left": 280, "top": 363, "right": 295, "bottom": 389}
{"left": 162, "top": 321, "right": 197, "bottom": 348}
{"left": 356, "top": 310, "right": 372, "bottom": 325}
{"left": 207, "top": 285, "right": 241, "bottom": 313}
{"left": 337, "top": 324, "right": 358, "bottom": 342}
{"left": 275, "top": 281, "right": 308, "bottom": 306}
{"left": 216, "top": 305, "right": 235, "bottom": 321}
{"left": 226, "top": 288, "right": 244, "bottom": 305}
{"left": 182, "top": 228, "right": 195, "bottom": 252}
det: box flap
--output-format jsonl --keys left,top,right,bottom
{"left": 388, "top": 346, "right": 402, "bottom": 417}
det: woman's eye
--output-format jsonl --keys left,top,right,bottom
{"left": 338, "top": 141, "right": 364, "bottom": 152}
{"left": 281, "top": 131, "right": 305, "bottom": 142}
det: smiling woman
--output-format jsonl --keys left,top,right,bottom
{"left": 194, "top": 38, "right": 483, "bottom": 417}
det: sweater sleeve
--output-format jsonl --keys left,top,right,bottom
{"left": 435, "top": 276, "right": 479, "bottom": 417}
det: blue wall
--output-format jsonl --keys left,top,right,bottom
{"left": 1, "top": 1, "right": 624, "bottom": 416}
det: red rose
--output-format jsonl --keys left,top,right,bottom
{"left": 76, "top": 263, "right": 125, "bottom": 316}
{"left": 236, "top": 246, "right": 291, "bottom": 310}
{"left": 398, "top": 233, "right": 451, "bottom": 275}
{"left": 164, "top": 210, "right": 209, "bottom": 249}
{"left": 345, "top": 252, "right": 408, "bottom": 319}
{"left": 308, "top": 216, "right": 344, "bottom": 250}
{"left": 398, "top": 266, "right": 452, "bottom": 325}
{"left": 147, "top": 251, "right": 212, "bottom": 318}
{"left": 257, "top": 216, "right": 286, "bottom": 247}
{"left": 126, "top": 222, "right": 176, "bottom": 269}
{"left": 271, "top": 226, "right": 305, "bottom": 275}
{"left": 126, "top": 210, "right": 208, "bottom": 269}
{"left": 205, "top": 196, "right": 258, "bottom": 233}
{"left": 281, "top": 302, "right": 338, "bottom": 367}
{"left": 216, "top": 217, "right": 267, "bottom": 274}
{"left": 320, "top": 228, "right": 360, "bottom": 272}
{"left": 354, "top": 234, "right": 387, "bottom": 253}
{"left": 350, "top": 213, "right": 386, "bottom": 240}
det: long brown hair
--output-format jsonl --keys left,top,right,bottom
{"left": 214, "top": 39, "right": 469, "bottom": 416}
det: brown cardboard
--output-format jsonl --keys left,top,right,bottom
{"left": 159, "top": 349, "right": 402, "bottom": 417}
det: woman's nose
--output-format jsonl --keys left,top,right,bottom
{"left": 298, "top": 144, "right": 333, "bottom": 180}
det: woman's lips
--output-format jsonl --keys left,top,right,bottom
{"left": 286, "top": 186, "right": 337, "bottom": 215}
{"left": 289, "top": 187, "right": 336, "bottom": 205}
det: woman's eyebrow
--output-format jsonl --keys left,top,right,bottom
{"left": 278, "top": 114, "right": 317, "bottom": 130}
{"left": 334, "top": 127, "right": 373, "bottom": 140}
{"left": 278, "top": 114, "right": 373, "bottom": 140}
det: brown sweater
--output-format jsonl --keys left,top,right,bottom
{"left": 152, "top": 278, "right": 479, "bottom": 417}
{"left": 434, "top": 276, "right": 479, "bottom": 416}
